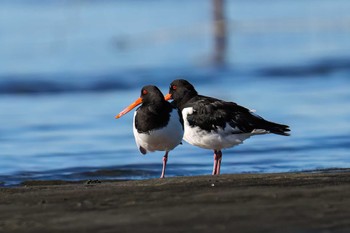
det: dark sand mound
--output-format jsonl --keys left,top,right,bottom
{"left": 1, "top": 171, "right": 350, "bottom": 233}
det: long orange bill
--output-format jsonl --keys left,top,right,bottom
{"left": 164, "top": 93, "right": 172, "bottom": 101}
{"left": 115, "top": 97, "right": 142, "bottom": 119}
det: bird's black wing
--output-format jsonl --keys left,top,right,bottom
{"left": 185, "top": 95, "right": 290, "bottom": 135}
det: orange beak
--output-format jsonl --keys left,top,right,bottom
{"left": 164, "top": 93, "right": 172, "bottom": 101}
{"left": 115, "top": 97, "right": 142, "bottom": 119}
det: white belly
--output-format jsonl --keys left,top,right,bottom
{"left": 133, "top": 110, "right": 183, "bottom": 153}
{"left": 182, "top": 107, "right": 262, "bottom": 150}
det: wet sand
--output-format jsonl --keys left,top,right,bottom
{"left": 1, "top": 170, "right": 350, "bottom": 233}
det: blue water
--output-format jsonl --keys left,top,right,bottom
{"left": 1, "top": 0, "right": 350, "bottom": 186}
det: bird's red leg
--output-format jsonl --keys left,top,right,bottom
{"left": 212, "top": 150, "right": 219, "bottom": 175}
{"left": 160, "top": 151, "right": 169, "bottom": 178}
{"left": 215, "top": 150, "right": 222, "bottom": 175}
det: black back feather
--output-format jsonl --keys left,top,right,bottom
{"left": 169, "top": 79, "right": 290, "bottom": 136}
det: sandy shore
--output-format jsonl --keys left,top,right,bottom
{"left": 1, "top": 170, "right": 350, "bottom": 233}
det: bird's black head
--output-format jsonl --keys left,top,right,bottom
{"left": 140, "top": 85, "right": 165, "bottom": 105}
{"left": 115, "top": 85, "right": 165, "bottom": 119}
{"left": 167, "top": 79, "right": 198, "bottom": 108}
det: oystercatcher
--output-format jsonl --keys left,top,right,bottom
{"left": 165, "top": 79, "right": 290, "bottom": 175}
{"left": 116, "top": 85, "right": 183, "bottom": 178}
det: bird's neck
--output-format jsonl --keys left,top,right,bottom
{"left": 174, "top": 91, "right": 197, "bottom": 110}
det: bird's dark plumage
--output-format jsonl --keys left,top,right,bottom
{"left": 169, "top": 79, "right": 290, "bottom": 136}
{"left": 167, "top": 79, "right": 290, "bottom": 175}
{"left": 134, "top": 86, "right": 175, "bottom": 133}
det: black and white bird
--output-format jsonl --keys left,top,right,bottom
{"left": 116, "top": 85, "right": 183, "bottom": 178}
{"left": 165, "top": 79, "right": 290, "bottom": 175}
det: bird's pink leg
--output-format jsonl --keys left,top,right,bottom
{"left": 215, "top": 150, "right": 222, "bottom": 175}
{"left": 212, "top": 150, "right": 222, "bottom": 175}
{"left": 212, "top": 151, "right": 218, "bottom": 175}
{"left": 160, "top": 151, "right": 169, "bottom": 178}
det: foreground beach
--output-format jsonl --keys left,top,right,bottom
{"left": 1, "top": 170, "right": 350, "bottom": 233}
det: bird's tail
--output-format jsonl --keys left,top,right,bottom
{"left": 263, "top": 121, "right": 290, "bottom": 136}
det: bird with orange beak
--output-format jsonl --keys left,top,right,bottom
{"left": 165, "top": 79, "right": 290, "bottom": 175}
{"left": 116, "top": 85, "right": 183, "bottom": 178}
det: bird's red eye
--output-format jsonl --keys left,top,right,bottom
{"left": 172, "top": 85, "right": 177, "bottom": 90}
{"left": 142, "top": 89, "right": 148, "bottom": 95}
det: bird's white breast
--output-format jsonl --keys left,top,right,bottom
{"left": 133, "top": 109, "right": 183, "bottom": 154}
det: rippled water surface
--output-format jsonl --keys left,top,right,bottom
{"left": 1, "top": 0, "right": 350, "bottom": 186}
